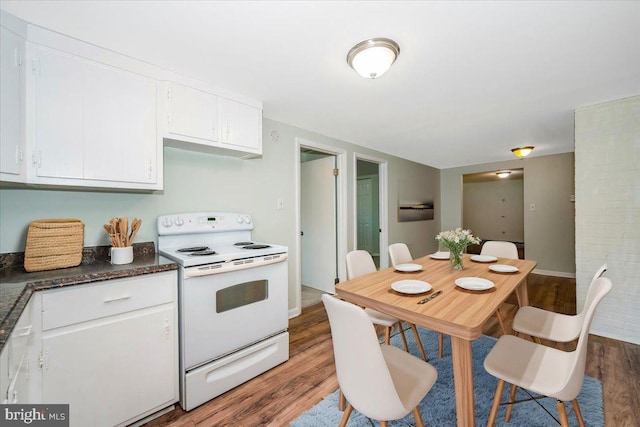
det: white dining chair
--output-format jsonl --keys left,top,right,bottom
{"left": 388, "top": 243, "right": 444, "bottom": 358}
{"left": 322, "top": 294, "right": 437, "bottom": 427}
{"left": 346, "top": 250, "right": 427, "bottom": 361}
{"left": 480, "top": 241, "right": 519, "bottom": 335}
{"left": 512, "top": 263, "right": 608, "bottom": 344}
{"left": 484, "top": 277, "right": 612, "bottom": 427}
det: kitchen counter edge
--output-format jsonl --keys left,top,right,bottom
{"left": 0, "top": 254, "right": 178, "bottom": 352}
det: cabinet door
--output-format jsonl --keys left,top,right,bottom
{"left": 219, "top": 97, "right": 261, "bottom": 152}
{"left": 0, "top": 26, "right": 25, "bottom": 179}
{"left": 167, "top": 83, "right": 218, "bottom": 143}
{"left": 190, "top": 88, "right": 219, "bottom": 142}
{"left": 33, "top": 45, "right": 83, "bottom": 179}
{"left": 121, "top": 72, "right": 157, "bottom": 183}
{"left": 42, "top": 306, "right": 176, "bottom": 427}
{"left": 83, "top": 62, "right": 123, "bottom": 181}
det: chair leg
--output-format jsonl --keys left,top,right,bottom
{"left": 505, "top": 383, "right": 517, "bottom": 422}
{"left": 438, "top": 332, "right": 444, "bottom": 358}
{"left": 384, "top": 326, "right": 391, "bottom": 344}
{"left": 495, "top": 308, "right": 508, "bottom": 335}
{"left": 380, "top": 422, "right": 388, "bottom": 427}
{"left": 557, "top": 400, "right": 570, "bottom": 427}
{"left": 571, "top": 399, "right": 586, "bottom": 427}
{"left": 487, "top": 379, "right": 505, "bottom": 427}
{"left": 412, "top": 406, "right": 425, "bottom": 427}
{"left": 409, "top": 323, "right": 428, "bottom": 361}
{"left": 338, "top": 403, "right": 353, "bottom": 427}
{"left": 398, "top": 323, "right": 409, "bottom": 352}
{"left": 338, "top": 389, "right": 346, "bottom": 411}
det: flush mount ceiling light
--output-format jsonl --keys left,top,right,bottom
{"left": 496, "top": 171, "right": 511, "bottom": 178}
{"left": 511, "top": 146, "right": 534, "bottom": 158}
{"left": 347, "top": 38, "right": 400, "bottom": 79}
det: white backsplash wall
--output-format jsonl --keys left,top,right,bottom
{"left": 575, "top": 95, "right": 640, "bottom": 345}
{"left": 0, "top": 118, "right": 440, "bottom": 311}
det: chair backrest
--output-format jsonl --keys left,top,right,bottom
{"left": 555, "top": 277, "right": 612, "bottom": 401}
{"left": 590, "top": 263, "right": 608, "bottom": 285}
{"left": 480, "top": 241, "right": 519, "bottom": 259}
{"left": 577, "top": 263, "right": 608, "bottom": 318}
{"left": 388, "top": 243, "right": 412, "bottom": 266}
{"left": 322, "top": 294, "right": 406, "bottom": 418}
{"left": 346, "top": 250, "right": 377, "bottom": 279}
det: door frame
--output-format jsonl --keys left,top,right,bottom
{"left": 353, "top": 153, "right": 389, "bottom": 269}
{"left": 294, "top": 138, "right": 347, "bottom": 315}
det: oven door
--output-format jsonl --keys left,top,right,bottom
{"left": 181, "top": 258, "right": 288, "bottom": 370}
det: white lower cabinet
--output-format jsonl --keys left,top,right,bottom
{"left": 0, "top": 297, "right": 37, "bottom": 404}
{"left": 36, "top": 271, "right": 178, "bottom": 427}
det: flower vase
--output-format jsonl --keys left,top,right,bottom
{"left": 450, "top": 250, "right": 464, "bottom": 271}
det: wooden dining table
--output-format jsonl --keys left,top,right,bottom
{"left": 335, "top": 253, "right": 537, "bottom": 427}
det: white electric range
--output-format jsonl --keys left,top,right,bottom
{"left": 158, "top": 212, "right": 289, "bottom": 411}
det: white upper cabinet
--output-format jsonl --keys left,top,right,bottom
{"left": 162, "top": 82, "right": 262, "bottom": 158}
{"left": 28, "top": 44, "right": 160, "bottom": 189}
{"left": 166, "top": 82, "right": 219, "bottom": 143}
{"left": 219, "top": 96, "right": 262, "bottom": 153}
{"left": 0, "top": 25, "right": 26, "bottom": 182}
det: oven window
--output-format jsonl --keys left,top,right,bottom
{"left": 216, "top": 280, "right": 268, "bottom": 313}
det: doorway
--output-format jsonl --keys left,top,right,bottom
{"left": 295, "top": 138, "right": 347, "bottom": 313}
{"left": 462, "top": 168, "right": 525, "bottom": 256}
{"left": 354, "top": 154, "right": 389, "bottom": 270}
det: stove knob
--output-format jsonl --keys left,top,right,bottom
{"left": 236, "top": 216, "right": 244, "bottom": 224}
{"left": 175, "top": 217, "right": 185, "bottom": 227}
{"left": 244, "top": 216, "right": 252, "bottom": 224}
{"left": 162, "top": 217, "right": 173, "bottom": 228}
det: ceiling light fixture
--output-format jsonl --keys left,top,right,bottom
{"left": 511, "top": 146, "right": 534, "bottom": 158}
{"left": 347, "top": 38, "right": 400, "bottom": 79}
{"left": 496, "top": 171, "right": 511, "bottom": 178}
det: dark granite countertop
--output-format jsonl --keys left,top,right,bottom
{"left": 0, "top": 242, "right": 178, "bottom": 352}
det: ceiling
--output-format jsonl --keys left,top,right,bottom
{"left": 2, "top": 1, "right": 639, "bottom": 169}
{"left": 463, "top": 168, "right": 524, "bottom": 183}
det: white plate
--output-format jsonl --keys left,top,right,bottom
{"left": 489, "top": 264, "right": 519, "bottom": 273}
{"left": 471, "top": 255, "right": 498, "bottom": 263}
{"left": 395, "top": 263, "right": 422, "bottom": 272}
{"left": 429, "top": 251, "right": 450, "bottom": 260}
{"left": 455, "top": 277, "right": 495, "bottom": 291}
{"left": 391, "top": 280, "right": 432, "bottom": 294}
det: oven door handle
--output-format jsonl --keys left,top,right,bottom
{"left": 183, "top": 253, "right": 288, "bottom": 278}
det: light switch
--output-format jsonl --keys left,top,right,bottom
{"left": 530, "top": 203, "right": 536, "bottom": 211}
{"left": 277, "top": 198, "right": 284, "bottom": 210}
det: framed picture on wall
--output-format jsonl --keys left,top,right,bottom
{"left": 398, "top": 201, "right": 434, "bottom": 222}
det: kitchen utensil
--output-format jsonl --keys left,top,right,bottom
{"left": 418, "top": 290, "right": 442, "bottom": 304}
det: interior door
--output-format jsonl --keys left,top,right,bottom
{"left": 357, "top": 178, "right": 373, "bottom": 253}
{"left": 301, "top": 156, "right": 337, "bottom": 293}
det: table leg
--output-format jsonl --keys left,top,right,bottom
{"left": 515, "top": 277, "right": 529, "bottom": 307}
{"left": 451, "top": 336, "right": 475, "bottom": 427}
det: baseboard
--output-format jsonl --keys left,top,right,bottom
{"left": 289, "top": 307, "right": 301, "bottom": 318}
{"left": 532, "top": 269, "right": 576, "bottom": 278}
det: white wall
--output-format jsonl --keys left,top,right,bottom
{"left": 441, "top": 153, "right": 576, "bottom": 275}
{"left": 0, "top": 118, "right": 440, "bottom": 313}
{"left": 575, "top": 95, "right": 640, "bottom": 345}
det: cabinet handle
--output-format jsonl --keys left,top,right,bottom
{"left": 103, "top": 295, "right": 131, "bottom": 303}
{"left": 13, "top": 325, "right": 32, "bottom": 338}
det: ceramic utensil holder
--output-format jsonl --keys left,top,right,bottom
{"left": 110, "top": 246, "right": 133, "bottom": 265}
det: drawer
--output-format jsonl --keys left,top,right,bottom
{"left": 42, "top": 271, "right": 176, "bottom": 330}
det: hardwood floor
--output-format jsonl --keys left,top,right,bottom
{"left": 144, "top": 274, "right": 640, "bottom": 427}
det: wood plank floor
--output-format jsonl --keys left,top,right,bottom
{"left": 144, "top": 274, "right": 640, "bottom": 427}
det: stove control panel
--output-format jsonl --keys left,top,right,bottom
{"left": 157, "top": 212, "right": 254, "bottom": 235}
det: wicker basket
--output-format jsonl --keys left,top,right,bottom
{"left": 24, "top": 219, "right": 84, "bottom": 272}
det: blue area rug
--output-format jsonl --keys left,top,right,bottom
{"left": 290, "top": 328, "right": 604, "bottom": 426}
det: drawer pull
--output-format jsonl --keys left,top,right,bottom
{"left": 103, "top": 295, "right": 131, "bottom": 303}
{"left": 13, "top": 325, "right": 32, "bottom": 337}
